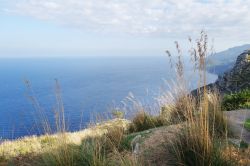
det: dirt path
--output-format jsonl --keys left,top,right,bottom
{"left": 224, "top": 109, "right": 250, "bottom": 143}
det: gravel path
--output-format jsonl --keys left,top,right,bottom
{"left": 224, "top": 109, "right": 250, "bottom": 143}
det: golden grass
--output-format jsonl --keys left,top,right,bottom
{"left": 0, "top": 119, "right": 130, "bottom": 161}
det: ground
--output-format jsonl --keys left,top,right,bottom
{"left": 139, "top": 125, "right": 181, "bottom": 166}
{"left": 224, "top": 109, "right": 250, "bottom": 144}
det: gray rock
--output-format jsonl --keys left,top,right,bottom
{"left": 192, "top": 49, "right": 250, "bottom": 96}
{"left": 215, "top": 49, "right": 250, "bottom": 93}
{"left": 131, "top": 134, "right": 142, "bottom": 154}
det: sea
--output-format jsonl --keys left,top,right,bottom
{"left": 0, "top": 56, "right": 218, "bottom": 139}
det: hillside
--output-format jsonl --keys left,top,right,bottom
{"left": 215, "top": 49, "right": 250, "bottom": 93}
{"left": 207, "top": 44, "right": 250, "bottom": 75}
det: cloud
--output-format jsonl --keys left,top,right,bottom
{"left": 4, "top": 0, "right": 250, "bottom": 39}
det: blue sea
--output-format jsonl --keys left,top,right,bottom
{"left": 0, "top": 56, "right": 217, "bottom": 139}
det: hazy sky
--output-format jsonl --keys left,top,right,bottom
{"left": 1, "top": 0, "right": 250, "bottom": 57}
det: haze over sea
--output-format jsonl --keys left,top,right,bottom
{"left": 0, "top": 56, "right": 217, "bottom": 139}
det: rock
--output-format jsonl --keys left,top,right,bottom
{"left": 133, "top": 143, "right": 140, "bottom": 155}
{"left": 215, "top": 50, "right": 250, "bottom": 93}
{"left": 192, "top": 49, "right": 250, "bottom": 96}
{"left": 131, "top": 134, "right": 142, "bottom": 154}
{"left": 206, "top": 44, "right": 250, "bottom": 75}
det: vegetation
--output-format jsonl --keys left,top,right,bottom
{"left": 222, "top": 89, "right": 250, "bottom": 111}
{"left": 244, "top": 118, "right": 250, "bottom": 131}
{"left": 169, "top": 92, "right": 235, "bottom": 166}
{"left": 240, "top": 140, "right": 249, "bottom": 149}
{"left": 111, "top": 110, "right": 125, "bottom": 119}
{"left": 128, "top": 111, "right": 168, "bottom": 133}
{"left": 164, "top": 31, "right": 243, "bottom": 165}
{"left": 0, "top": 31, "right": 249, "bottom": 165}
{"left": 0, "top": 119, "right": 141, "bottom": 166}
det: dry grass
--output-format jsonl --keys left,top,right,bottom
{"left": 162, "top": 31, "right": 241, "bottom": 165}
{"left": 128, "top": 111, "right": 168, "bottom": 133}
{"left": 0, "top": 119, "right": 130, "bottom": 164}
{"left": 1, "top": 80, "right": 140, "bottom": 166}
{"left": 169, "top": 92, "right": 234, "bottom": 165}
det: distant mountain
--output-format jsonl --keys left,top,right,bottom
{"left": 207, "top": 44, "right": 250, "bottom": 75}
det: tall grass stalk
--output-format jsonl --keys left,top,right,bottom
{"left": 23, "top": 80, "right": 141, "bottom": 166}
{"left": 164, "top": 31, "right": 234, "bottom": 165}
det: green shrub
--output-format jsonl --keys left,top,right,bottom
{"left": 128, "top": 111, "right": 167, "bottom": 133}
{"left": 120, "top": 134, "right": 138, "bottom": 151}
{"left": 222, "top": 89, "right": 250, "bottom": 111}
{"left": 240, "top": 140, "right": 249, "bottom": 149}
{"left": 111, "top": 110, "right": 125, "bottom": 119}
{"left": 244, "top": 118, "right": 250, "bottom": 131}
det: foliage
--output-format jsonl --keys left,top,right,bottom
{"left": 128, "top": 111, "right": 167, "bottom": 133}
{"left": 166, "top": 31, "right": 236, "bottom": 165}
{"left": 169, "top": 92, "right": 234, "bottom": 166}
{"left": 161, "top": 94, "right": 196, "bottom": 124}
{"left": 40, "top": 137, "right": 108, "bottom": 166}
{"left": 0, "top": 119, "right": 136, "bottom": 166}
{"left": 222, "top": 89, "right": 250, "bottom": 111}
{"left": 171, "top": 129, "right": 234, "bottom": 166}
{"left": 240, "top": 140, "right": 249, "bottom": 149}
{"left": 111, "top": 110, "right": 125, "bottom": 119}
{"left": 244, "top": 118, "right": 250, "bottom": 131}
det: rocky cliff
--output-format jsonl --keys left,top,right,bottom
{"left": 192, "top": 50, "right": 250, "bottom": 96}
{"left": 215, "top": 49, "right": 250, "bottom": 93}
{"left": 207, "top": 44, "right": 250, "bottom": 75}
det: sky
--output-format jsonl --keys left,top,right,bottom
{"left": 1, "top": 0, "right": 250, "bottom": 57}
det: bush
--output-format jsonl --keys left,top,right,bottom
{"left": 161, "top": 94, "right": 196, "bottom": 124}
{"left": 40, "top": 127, "right": 136, "bottom": 166}
{"left": 168, "top": 91, "right": 235, "bottom": 165}
{"left": 104, "top": 126, "right": 125, "bottom": 152}
{"left": 244, "top": 119, "right": 250, "bottom": 131}
{"left": 240, "top": 140, "right": 249, "bottom": 149}
{"left": 111, "top": 110, "right": 125, "bottom": 119}
{"left": 171, "top": 128, "right": 234, "bottom": 166}
{"left": 46, "top": 137, "right": 108, "bottom": 166}
{"left": 128, "top": 111, "right": 167, "bottom": 133}
{"left": 222, "top": 89, "right": 250, "bottom": 111}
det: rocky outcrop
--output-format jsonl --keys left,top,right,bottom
{"left": 206, "top": 44, "right": 250, "bottom": 75}
{"left": 215, "top": 50, "right": 250, "bottom": 93}
{"left": 192, "top": 50, "right": 250, "bottom": 96}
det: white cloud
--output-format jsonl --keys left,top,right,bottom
{"left": 4, "top": 0, "right": 250, "bottom": 40}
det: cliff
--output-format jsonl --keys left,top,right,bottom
{"left": 215, "top": 49, "right": 250, "bottom": 93}
{"left": 206, "top": 44, "right": 250, "bottom": 75}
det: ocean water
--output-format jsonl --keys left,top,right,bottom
{"left": 0, "top": 56, "right": 217, "bottom": 139}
